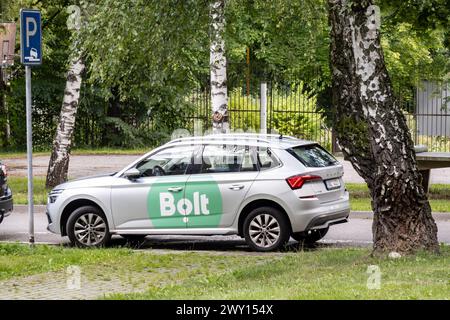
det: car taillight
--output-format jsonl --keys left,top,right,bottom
{"left": 0, "top": 164, "right": 6, "bottom": 177}
{"left": 286, "top": 175, "right": 321, "bottom": 190}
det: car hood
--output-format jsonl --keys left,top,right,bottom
{"left": 54, "top": 173, "right": 117, "bottom": 190}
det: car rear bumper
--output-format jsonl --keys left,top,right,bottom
{"left": 304, "top": 209, "right": 349, "bottom": 230}
{"left": 289, "top": 192, "right": 350, "bottom": 232}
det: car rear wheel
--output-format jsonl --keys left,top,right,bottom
{"left": 292, "top": 227, "right": 329, "bottom": 244}
{"left": 243, "top": 206, "right": 290, "bottom": 252}
{"left": 67, "top": 206, "right": 111, "bottom": 248}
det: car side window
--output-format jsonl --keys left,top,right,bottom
{"left": 135, "top": 146, "right": 197, "bottom": 177}
{"left": 200, "top": 145, "right": 257, "bottom": 174}
{"left": 257, "top": 147, "right": 280, "bottom": 170}
{"left": 241, "top": 146, "right": 258, "bottom": 172}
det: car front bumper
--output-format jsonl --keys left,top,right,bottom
{"left": 46, "top": 205, "right": 60, "bottom": 234}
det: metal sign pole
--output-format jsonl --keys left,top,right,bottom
{"left": 21, "top": 8, "right": 42, "bottom": 245}
{"left": 25, "top": 65, "right": 34, "bottom": 245}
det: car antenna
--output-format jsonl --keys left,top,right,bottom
{"left": 279, "top": 134, "right": 283, "bottom": 140}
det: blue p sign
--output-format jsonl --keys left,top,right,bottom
{"left": 20, "top": 9, "right": 42, "bottom": 66}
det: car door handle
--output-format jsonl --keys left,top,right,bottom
{"left": 168, "top": 187, "right": 183, "bottom": 193}
{"left": 229, "top": 184, "right": 245, "bottom": 191}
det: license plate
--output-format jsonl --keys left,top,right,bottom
{"left": 325, "top": 178, "right": 341, "bottom": 190}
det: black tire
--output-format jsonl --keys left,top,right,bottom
{"left": 67, "top": 205, "right": 111, "bottom": 248}
{"left": 243, "top": 206, "right": 290, "bottom": 252}
{"left": 292, "top": 227, "right": 329, "bottom": 244}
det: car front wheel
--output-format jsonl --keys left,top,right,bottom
{"left": 243, "top": 206, "right": 290, "bottom": 252}
{"left": 67, "top": 206, "right": 111, "bottom": 248}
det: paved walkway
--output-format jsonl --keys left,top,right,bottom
{"left": 4, "top": 154, "right": 450, "bottom": 183}
{"left": 0, "top": 269, "right": 153, "bottom": 300}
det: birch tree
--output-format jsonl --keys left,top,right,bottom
{"left": 46, "top": 5, "right": 85, "bottom": 189}
{"left": 210, "top": 0, "right": 229, "bottom": 133}
{"left": 45, "top": 56, "right": 85, "bottom": 189}
{"left": 328, "top": 0, "right": 439, "bottom": 254}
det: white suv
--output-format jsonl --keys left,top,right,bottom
{"left": 47, "top": 134, "right": 350, "bottom": 251}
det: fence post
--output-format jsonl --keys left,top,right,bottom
{"left": 260, "top": 82, "right": 267, "bottom": 134}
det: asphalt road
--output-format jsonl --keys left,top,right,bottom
{"left": 1, "top": 206, "right": 449, "bottom": 250}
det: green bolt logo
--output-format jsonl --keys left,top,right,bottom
{"left": 147, "top": 176, "right": 222, "bottom": 228}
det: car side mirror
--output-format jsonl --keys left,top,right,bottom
{"left": 123, "top": 168, "right": 141, "bottom": 179}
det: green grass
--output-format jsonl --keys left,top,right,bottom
{"left": 118, "top": 246, "right": 450, "bottom": 300}
{"left": 0, "top": 244, "right": 133, "bottom": 281}
{"left": 346, "top": 183, "right": 450, "bottom": 212}
{"left": 7, "top": 177, "right": 49, "bottom": 205}
{"left": 350, "top": 198, "right": 450, "bottom": 212}
{"left": 7, "top": 178, "right": 450, "bottom": 213}
{"left": 346, "top": 183, "right": 450, "bottom": 199}
{"left": 0, "top": 244, "right": 447, "bottom": 299}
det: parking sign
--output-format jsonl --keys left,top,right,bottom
{"left": 20, "top": 9, "right": 42, "bottom": 66}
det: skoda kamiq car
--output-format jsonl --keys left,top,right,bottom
{"left": 47, "top": 134, "right": 350, "bottom": 251}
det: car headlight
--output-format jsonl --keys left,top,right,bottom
{"left": 48, "top": 189, "right": 64, "bottom": 204}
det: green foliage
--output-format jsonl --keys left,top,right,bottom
{"left": 80, "top": 0, "right": 209, "bottom": 114}
{"left": 75, "top": 0, "right": 210, "bottom": 147}
{"left": 1, "top": 0, "right": 72, "bottom": 151}
{"left": 1, "top": 0, "right": 449, "bottom": 152}
{"left": 225, "top": 0, "right": 330, "bottom": 89}
{"left": 382, "top": 22, "right": 449, "bottom": 99}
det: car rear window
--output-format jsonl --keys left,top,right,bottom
{"left": 287, "top": 144, "right": 338, "bottom": 167}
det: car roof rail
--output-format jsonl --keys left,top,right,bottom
{"left": 166, "top": 135, "right": 272, "bottom": 145}
{"left": 166, "top": 133, "right": 305, "bottom": 146}
{"left": 207, "top": 133, "right": 300, "bottom": 140}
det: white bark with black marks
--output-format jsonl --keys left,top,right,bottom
{"left": 328, "top": 0, "right": 439, "bottom": 254}
{"left": 46, "top": 56, "right": 85, "bottom": 189}
{"left": 210, "top": 0, "right": 229, "bottom": 133}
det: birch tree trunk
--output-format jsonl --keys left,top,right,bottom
{"left": 210, "top": 0, "right": 229, "bottom": 134}
{"left": 45, "top": 56, "right": 85, "bottom": 189}
{"left": 328, "top": 0, "right": 439, "bottom": 254}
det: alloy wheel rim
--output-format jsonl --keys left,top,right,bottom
{"left": 74, "top": 213, "right": 107, "bottom": 246}
{"left": 249, "top": 214, "right": 280, "bottom": 248}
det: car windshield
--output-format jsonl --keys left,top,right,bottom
{"left": 135, "top": 146, "right": 196, "bottom": 176}
{"left": 288, "top": 144, "right": 339, "bottom": 168}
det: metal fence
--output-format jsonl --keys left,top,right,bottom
{"left": 187, "top": 81, "right": 450, "bottom": 153}
{"left": 408, "top": 81, "right": 450, "bottom": 152}
{"left": 72, "top": 80, "right": 450, "bottom": 153}
{"left": 188, "top": 83, "right": 333, "bottom": 150}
